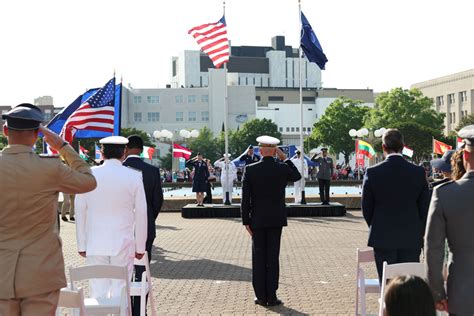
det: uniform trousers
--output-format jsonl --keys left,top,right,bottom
{"left": 318, "top": 178, "right": 331, "bottom": 204}
{"left": 294, "top": 179, "right": 304, "bottom": 203}
{"left": 0, "top": 290, "right": 59, "bottom": 316}
{"left": 86, "top": 246, "right": 134, "bottom": 301}
{"left": 221, "top": 176, "right": 233, "bottom": 203}
{"left": 252, "top": 227, "right": 283, "bottom": 302}
{"left": 61, "top": 193, "right": 75, "bottom": 217}
{"left": 373, "top": 248, "right": 421, "bottom": 282}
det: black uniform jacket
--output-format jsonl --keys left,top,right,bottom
{"left": 123, "top": 156, "right": 163, "bottom": 240}
{"left": 241, "top": 156, "right": 301, "bottom": 229}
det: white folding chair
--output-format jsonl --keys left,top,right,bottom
{"left": 55, "top": 287, "right": 87, "bottom": 316}
{"left": 378, "top": 262, "right": 426, "bottom": 316}
{"left": 130, "top": 252, "right": 157, "bottom": 316}
{"left": 69, "top": 265, "right": 131, "bottom": 316}
{"left": 355, "top": 248, "right": 380, "bottom": 316}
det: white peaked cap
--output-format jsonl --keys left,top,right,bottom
{"left": 256, "top": 135, "right": 280, "bottom": 147}
{"left": 99, "top": 136, "right": 129, "bottom": 145}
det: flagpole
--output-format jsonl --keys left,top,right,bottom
{"left": 298, "top": 0, "right": 306, "bottom": 204}
{"left": 223, "top": 0, "right": 231, "bottom": 205}
{"left": 118, "top": 75, "right": 123, "bottom": 136}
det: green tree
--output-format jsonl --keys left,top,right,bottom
{"left": 159, "top": 148, "right": 172, "bottom": 170}
{"left": 186, "top": 126, "right": 220, "bottom": 162}
{"left": 455, "top": 114, "right": 474, "bottom": 132}
{"left": 308, "top": 97, "right": 370, "bottom": 164}
{"left": 230, "top": 118, "right": 281, "bottom": 156}
{"left": 120, "top": 127, "right": 154, "bottom": 147}
{"left": 0, "top": 134, "right": 7, "bottom": 150}
{"left": 365, "top": 88, "right": 445, "bottom": 160}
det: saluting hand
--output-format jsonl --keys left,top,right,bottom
{"left": 40, "top": 126, "right": 66, "bottom": 151}
{"left": 276, "top": 148, "right": 287, "bottom": 161}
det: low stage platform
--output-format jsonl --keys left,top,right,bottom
{"left": 181, "top": 202, "right": 346, "bottom": 218}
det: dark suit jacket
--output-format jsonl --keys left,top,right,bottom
{"left": 123, "top": 156, "right": 163, "bottom": 240}
{"left": 362, "top": 155, "right": 430, "bottom": 249}
{"left": 241, "top": 157, "right": 301, "bottom": 229}
{"left": 240, "top": 154, "right": 261, "bottom": 165}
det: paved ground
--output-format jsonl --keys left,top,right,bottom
{"left": 60, "top": 211, "right": 379, "bottom": 315}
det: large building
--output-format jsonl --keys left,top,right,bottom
{"left": 411, "top": 69, "right": 474, "bottom": 134}
{"left": 171, "top": 36, "right": 322, "bottom": 90}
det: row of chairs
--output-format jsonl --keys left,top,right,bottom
{"left": 56, "top": 253, "right": 156, "bottom": 316}
{"left": 355, "top": 247, "right": 445, "bottom": 316}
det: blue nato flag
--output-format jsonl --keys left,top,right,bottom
{"left": 300, "top": 11, "right": 328, "bottom": 70}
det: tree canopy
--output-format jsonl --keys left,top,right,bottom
{"left": 307, "top": 96, "right": 370, "bottom": 163}
{"left": 230, "top": 118, "right": 281, "bottom": 157}
{"left": 455, "top": 114, "right": 474, "bottom": 132}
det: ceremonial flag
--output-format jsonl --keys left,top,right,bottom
{"left": 79, "top": 145, "right": 89, "bottom": 160}
{"left": 95, "top": 143, "right": 102, "bottom": 160}
{"left": 47, "top": 78, "right": 121, "bottom": 141}
{"left": 402, "top": 146, "right": 414, "bottom": 158}
{"left": 173, "top": 143, "right": 192, "bottom": 159}
{"left": 300, "top": 11, "right": 328, "bottom": 70}
{"left": 140, "top": 146, "right": 155, "bottom": 161}
{"left": 433, "top": 139, "right": 452, "bottom": 155}
{"left": 188, "top": 16, "right": 229, "bottom": 68}
{"left": 457, "top": 137, "right": 464, "bottom": 149}
{"left": 357, "top": 140, "right": 376, "bottom": 158}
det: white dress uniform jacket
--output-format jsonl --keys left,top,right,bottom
{"left": 75, "top": 159, "right": 147, "bottom": 257}
{"left": 214, "top": 160, "right": 237, "bottom": 202}
{"left": 290, "top": 156, "right": 308, "bottom": 203}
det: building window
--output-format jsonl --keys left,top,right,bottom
{"left": 256, "top": 96, "right": 261, "bottom": 101}
{"left": 286, "top": 127, "right": 290, "bottom": 132}
{"left": 147, "top": 112, "right": 159, "bottom": 122}
{"left": 268, "top": 96, "right": 284, "bottom": 101}
{"left": 279, "top": 127, "right": 283, "bottom": 132}
{"left": 201, "top": 95, "right": 209, "bottom": 103}
{"left": 134, "top": 112, "right": 142, "bottom": 122}
{"left": 189, "top": 111, "right": 196, "bottom": 121}
{"left": 147, "top": 96, "right": 160, "bottom": 104}
{"left": 133, "top": 96, "right": 142, "bottom": 104}
{"left": 176, "top": 112, "right": 184, "bottom": 122}
{"left": 188, "top": 95, "right": 196, "bottom": 103}
{"left": 436, "top": 96, "right": 444, "bottom": 106}
{"left": 291, "top": 127, "right": 295, "bottom": 132}
{"left": 303, "top": 127, "right": 307, "bottom": 132}
{"left": 461, "top": 91, "right": 468, "bottom": 102}
{"left": 308, "top": 127, "right": 312, "bottom": 132}
{"left": 453, "top": 112, "right": 456, "bottom": 124}
{"left": 303, "top": 97, "right": 315, "bottom": 102}
{"left": 201, "top": 111, "right": 209, "bottom": 121}
{"left": 175, "top": 95, "right": 183, "bottom": 103}
{"left": 448, "top": 93, "right": 455, "bottom": 104}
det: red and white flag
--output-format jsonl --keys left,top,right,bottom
{"left": 188, "top": 16, "right": 229, "bottom": 68}
{"left": 173, "top": 143, "right": 192, "bottom": 159}
{"left": 402, "top": 146, "right": 414, "bottom": 158}
{"left": 457, "top": 137, "right": 464, "bottom": 149}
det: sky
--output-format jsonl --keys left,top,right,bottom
{"left": 0, "top": 0, "right": 472, "bottom": 107}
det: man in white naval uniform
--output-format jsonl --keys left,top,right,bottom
{"left": 214, "top": 154, "right": 237, "bottom": 204}
{"left": 290, "top": 150, "right": 308, "bottom": 203}
{"left": 75, "top": 136, "right": 147, "bottom": 301}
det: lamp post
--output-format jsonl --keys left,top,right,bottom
{"left": 153, "top": 128, "right": 199, "bottom": 173}
{"left": 349, "top": 127, "right": 385, "bottom": 179}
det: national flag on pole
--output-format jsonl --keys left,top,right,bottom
{"left": 188, "top": 16, "right": 229, "bottom": 68}
{"left": 402, "top": 146, "right": 414, "bottom": 158}
{"left": 433, "top": 139, "right": 452, "bottom": 155}
{"left": 95, "top": 143, "right": 102, "bottom": 160}
{"left": 173, "top": 143, "right": 192, "bottom": 159}
{"left": 79, "top": 145, "right": 89, "bottom": 160}
{"left": 300, "top": 11, "right": 328, "bottom": 70}
{"left": 357, "top": 140, "right": 376, "bottom": 158}
{"left": 457, "top": 137, "right": 464, "bottom": 149}
{"left": 140, "top": 146, "right": 155, "bottom": 161}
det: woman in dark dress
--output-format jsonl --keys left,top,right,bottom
{"left": 186, "top": 152, "right": 209, "bottom": 206}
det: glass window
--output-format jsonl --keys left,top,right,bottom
{"left": 188, "top": 95, "right": 196, "bottom": 103}
{"left": 269, "top": 96, "right": 284, "bottom": 101}
{"left": 448, "top": 94, "right": 455, "bottom": 104}
{"left": 201, "top": 111, "right": 209, "bottom": 121}
{"left": 296, "top": 127, "right": 300, "bottom": 132}
{"left": 303, "top": 96, "right": 315, "bottom": 102}
{"left": 461, "top": 91, "right": 468, "bottom": 102}
{"left": 189, "top": 111, "right": 196, "bottom": 121}
{"left": 133, "top": 96, "right": 142, "bottom": 104}
{"left": 134, "top": 112, "right": 142, "bottom": 122}
{"left": 147, "top": 112, "right": 159, "bottom": 122}
{"left": 286, "top": 127, "right": 290, "bottom": 132}
{"left": 256, "top": 96, "right": 261, "bottom": 101}
{"left": 176, "top": 112, "right": 184, "bottom": 122}
{"left": 201, "top": 95, "right": 209, "bottom": 103}
{"left": 147, "top": 96, "right": 160, "bottom": 104}
{"left": 291, "top": 127, "right": 295, "bottom": 132}
{"left": 175, "top": 95, "right": 183, "bottom": 103}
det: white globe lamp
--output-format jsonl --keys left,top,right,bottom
{"left": 349, "top": 129, "right": 357, "bottom": 137}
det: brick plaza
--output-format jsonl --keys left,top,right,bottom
{"left": 61, "top": 211, "right": 379, "bottom": 315}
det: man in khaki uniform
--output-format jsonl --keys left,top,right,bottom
{"left": 0, "top": 104, "right": 97, "bottom": 316}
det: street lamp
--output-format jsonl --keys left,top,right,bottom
{"left": 153, "top": 128, "right": 199, "bottom": 172}
{"left": 349, "top": 127, "right": 386, "bottom": 177}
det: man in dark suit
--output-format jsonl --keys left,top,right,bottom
{"left": 123, "top": 135, "right": 163, "bottom": 316}
{"left": 240, "top": 145, "right": 261, "bottom": 166}
{"left": 362, "top": 129, "right": 430, "bottom": 281}
{"left": 241, "top": 135, "right": 301, "bottom": 306}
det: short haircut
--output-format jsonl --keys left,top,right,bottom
{"left": 127, "top": 135, "right": 144, "bottom": 150}
{"left": 384, "top": 275, "right": 436, "bottom": 316}
{"left": 102, "top": 144, "right": 125, "bottom": 160}
{"left": 382, "top": 129, "right": 404, "bottom": 153}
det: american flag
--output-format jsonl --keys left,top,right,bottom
{"left": 60, "top": 78, "right": 116, "bottom": 143}
{"left": 188, "top": 16, "right": 229, "bottom": 68}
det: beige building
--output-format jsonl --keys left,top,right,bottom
{"left": 411, "top": 69, "right": 474, "bottom": 134}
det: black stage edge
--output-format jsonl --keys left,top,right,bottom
{"left": 182, "top": 202, "right": 346, "bottom": 218}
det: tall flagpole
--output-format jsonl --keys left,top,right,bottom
{"left": 299, "top": 0, "right": 307, "bottom": 204}
{"left": 223, "top": 0, "right": 231, "bottom": 205}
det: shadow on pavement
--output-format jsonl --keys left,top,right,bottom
{"left": 156, "top": 224, "right": 181, "bottom": 231}
{"left": 266, "top": 304, "right": 309, "bottom": 315}
{"left": 149, "top": 245, "right": 252, "bottom": 282}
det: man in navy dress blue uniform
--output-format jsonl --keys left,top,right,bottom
{"left": 240, "top": 145, "right": 261, "bottom": 166}
{"left": 362, "top": 129, "right": 430, "bottom": 281}
{"left": 241, "top": 136, "right": 301, "bottom": 306}
{"left": 123, "top": 135, "right": 163, "bottom": 316}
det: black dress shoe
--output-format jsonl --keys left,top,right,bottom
{"left": 61, "top": 216, "right": 68, "bottom": 222}
{"left": 267, "top": 298, "right": 283, "bottom": 306}
{"left": 254, "top": 298, "right": 267, "bottom": 306}
{"left": 69, "top": 216, "right": 75, "bottom": 221}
